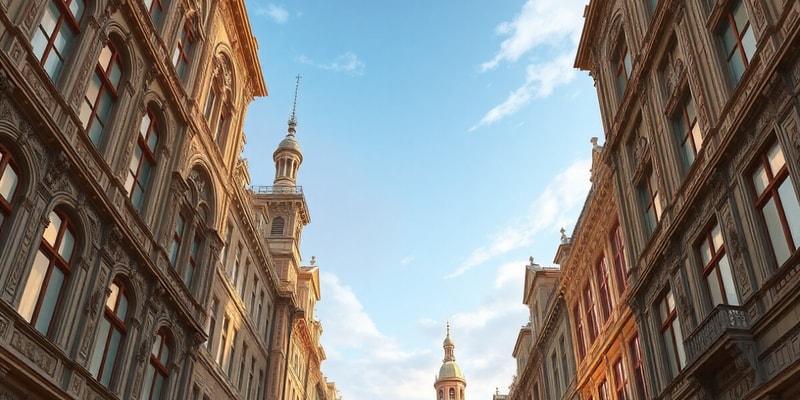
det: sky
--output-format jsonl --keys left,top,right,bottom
{"left": 239, "top": 1, "right": 603, "bottom": 399}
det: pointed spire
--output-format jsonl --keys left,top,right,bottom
{"left": 288, "top": 74, "right": 301, "bottom": 135}
{"left": 443, "top": 321, "right": 455, "bottom": 362}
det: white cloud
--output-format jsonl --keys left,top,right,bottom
{"left": 401, "top": 255, "right": 415, "bottom": 265}
{"left": 495, "top": 260, "right": 526, "bottom": 289}
{"left": 256, "top": 4, "right": 289, "bottom": 24}
{"left": 472, "top": 0, "right": 587, "bottom": 130}
{"left": 480, "top": 0, "right": 586, "bottom": 72}
{"left": 446, "top": 157, "right": 591, "bottom": 278}
{"left": 299, "top": 52, "right": 366, "bottom": 76}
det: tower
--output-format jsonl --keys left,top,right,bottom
{"left": 434, "top": 322, "right": 467, "bottom": 400}
{"left": 273, "top": 74, "right": 303, "bottom": 187}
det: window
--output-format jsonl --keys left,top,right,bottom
{"left": 172, "top": 21, "right": 194, "bottom": 79}
{"left": 141, "top": 329, "right": 170, "bottom": 400}
{"left": 613, "top": 357, "right": 629, "bottom": 400}
{"left": 614, "top": 39, "right": 632, "bottom": 95}
{"left": 596, "top": 256, "right": 613, "bottom": 321}
{"left": 204, "top": 89, "right": 217, "bottom": 119}
{"left": 0, "top": 145, "right": 20, "bottom": 232}
{"left": 32, "top": 0, "right": 85, "bottom": 81}
{"left": 573, "top": 304, "right": 586, "bottom": 360}
{"left": 698, "top": 221, "right": 739, "bottom": 306}
{"left": 207, "top": 298, "right": 217, "bottom": 351}
{"left": 751, "top": 141, "right": 800, "bottom": 266}
{"left": 638, "top": 166, "right": 662, "bottom": 235}
{"left": 438, "top": 389, "right": 443, "bottom": 400}
{"left": 227, "top": 330, "right": 237, "bottom": 376}
{"left": 249, "top": 275, "right": 258, "bottom": 315}
{"left": 89, "top": 279, "right": 129, "bottom": 387}
{"left": 184, "top": 233, "right": 201, "bottom": 286}
{"left": 222, "top": 224, "right": 233, "bottom": 264}
{"left": 598, "top": 379, "right": 609, "bottom": 400}
{"left": 247, "top": 356, "right": 255, "bottom": 398}
{"left": 720, "top": 0, "right": 756, "bottom": 84}
{"left": 672, "top": 93, "right": 703, "bottom": 170}
{"left": 169, "top": 214, "right": 185, "bottom": 266}
{"left": 658, "top": 288, "right": 686, "bottom": 378}
{"left": 215, "top": 112, "right": 228, "bottom": 145}
{"left": 629, "top": 334, "right": 647, "bottom": 399}
{"left": 271, "top": 217, "right": 285, "bottom": 236}
{"left": 239, "top": 259, "right": 250, "bottom": 298}
{"left": 611, "top": 223, "right": 627, "bottom": 294}
{"left": 80, "top": 41, "right": 123, "bottom": 146}
{"left": 583, "top": 283, "right": 599, "bottom": 344}
{"left": 216, "top": 316, "right": 229, "bottom": 365}
{"left": 144, "top": 0, "right": 167, "bottom": 28}
{"left": 126, "top": 110, "right": 159, "bottom": 211}
{"left": 559, "top": 336, "right": 569, "bottom": 388}
{"left": 18, "top": 210, "right": 77, "bottom": 336}
{"left": 551, "top": 351, "right": 561, "bottom": 398}
{"left": 238, "top": 344, "right": 247, "bottom": 389}
{"left": 449, "top": 388, "right": 455, "bottom": 400}
{"left": 231, "top": 244, "right": 242, "bottom": 284}
{"left": 257, "top": 290, "right": 265, "bottom": 328}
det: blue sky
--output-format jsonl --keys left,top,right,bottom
{"left": 240, "top": 1, "right": 602, "bottom": 399}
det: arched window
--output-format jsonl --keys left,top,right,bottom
{"left": 0, "top": 145, "right": 20, "bottom": 232}
{"left": 89, "top": 279, "right": 129, "bottom": 387}
{"left": 270, "top": 217, "right": 284, "bottom": 236}
{"left": 81, "top": 41, "right": 123, "bottom": 146}
{"left": 18, "top": 209, "right": 78, "bottom": 337}
{"left": 449, "top": 388, "right": 455, "bottom": 400}
{"left": 141, "top": 328, "right": 170, "bottom": 400}
{"left": 126, "top": 108, "right": 160, "bottom": 212}
{"left": 32, "top": 0, "right": 86, "bottom": 81}
{"left": 438, "top": 389, "right": 443, "bottom": 400}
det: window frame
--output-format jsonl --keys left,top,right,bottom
{"left": 671, "top": 92, "right": 703, "bottom": 170}
{"left": 583, "top": 282, "right": 600, "bottom": 344}
{"left": 32, "top": 0, "right": 85, "bottom": 81}
{"left": 611, "top": 222, "right": 627, "bottom": 295}
{"left": 637, "top": 165, "right": 662, "bottom": 235}
{"left": 142, "top": 329, "right": 171, "bottom": 400}
{"left": 696, "top": 220, "right": 739, "bottom": 306}
{"left": 0, "top": 145, "right": 20, "bottom": 233}
{"left": 718, "top": 0, "right": 756, "bottom": 85}
{"left": 658, "top": 287, "right": 686, "bottom": 378}
{"left": 613, "top": 356, "right": 629, "bottom": 400}
{"left": 90, "top": 279, "right": 129, "bottom": 387}
{"left": 127, "top": 109, "right": 160, "bottom": 212}
{"left": 595, "top": 255, "right": 613, "bottom": 322}
{"left": 573, "top": 304, "right": 586, "bottom": 360}
{"left": 172, "top": 20, "right": 194, "bottom": 80}
{"left": 81, "top": 41, "right": 123, "bottom": 146}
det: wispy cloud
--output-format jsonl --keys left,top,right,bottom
{"left": 298, "top": 52, "right": 366, "bottom": 76}
{"left": 473, "top": 0, "right": 587, "bottom": 129}
{"left": 480, "top": 0, "right": 586, "bottom": 72}
{"left": 255, "top": 4, "right": 290, "bottom": 24}
{"left": 446, "top": 157, "right": 591, "bottom": 278}
{"left": 469, "top": 54, "right": 576, "bottom": 131}
{"left": 401, "top": 256, "right": 415, "bottom": 265}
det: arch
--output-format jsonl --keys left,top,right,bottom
{"left": 186, "top": 164, "right": 217, "bottom": 227}
{"left": 102, "top": 22, "right": 139, "bottom": 85}
{"left": 0, "top": 120, "right": 44, "bottom": 187}
{"left": 604, "top": 11, "right": 626, "bottom": 60}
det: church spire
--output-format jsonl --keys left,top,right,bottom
{"left": 273, "top": 75, "right": 303, "bottom": 187}
{"left": 443, "top": 321, "right": 456, "bottom": 362}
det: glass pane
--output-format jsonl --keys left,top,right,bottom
{"left": 35, "top": 267, "right": 64, "bottom": 334}
{"left": 721, "top": 24, "right": 737, "bottom": 53}
{"left": 140, "top": 113, "right": 152, "bottom": 137}
{"left": 169, "top": 241, "right": 179, "bottom": 265}
{"left": 752, "top": 164, "right": 768, "bottom": 195}
{"left": 148, "top": 129, "right": 159, "bottom": 152}
{"left": 151, "top": 374, "right": 164, "bottom": 400}
{"left": 712, "top": 224, "right": 724, "bottom": 250}
{"left": 663, "top": 330, "right": 678, "bottom": 377}
{"left": 106, "top": 282, "right": 119, "bottom": 310}
{"left": 85, "top": 75, "right": 102, "bottom": 106}
{"left": 43, "top": 52, "right": 62, "bottom": 79}
{"left": 58, "top": 228, "right": 75, "bottom": 261}
{"left": 691, "top": 123, "right": 703, "bottom": 152}
{"left": 151, "top": 335, "right": 162, "bottom": 357}
{"left": 707, "top": 271, "right": 723, "bottom": 305}
{"left": 0, "top": 164, "right": 19, "bottom": 201}
{"left": 41, "top": 3, "right": 59, "bottom": 35}
{"left": 733, "top": 1, "right": 749, "bottom": 33}
{"left": 101, "top": 329, "right": 122, "bottom": 385}
{"left": 109, "top": 62, "right": 122, "bottom": 89}
{"left": 700, "top": 239, "right": 712, "bottom": 265}
{"left": 674, "top": 319, "right": 686, "bottom": 367}
{"left": 729, "top": 50, "right": 746, "bottom": 83}
{"left": 767, "top": 143, "right": 785, "bottom": 175}
{"left": 666, "top": 290, "right": 675, "bottom": 312}
{"left": 160, "top": 344, "right": 169, "bottom": 365}
{"left": 43, "top": 211, "right": 61, "bottom": 245}
{"left": 118, "top": 292, "right": 128, "bottom": 320}
{"left": 778, "top": 179, "right": 800, "bottom": 248}
{"left": 764, "top": 198, "right": 791, "bottom": 265}
{"left": 32, "top": 29, "right": 49, "bottom": 60}
{"left": 89, "top": 317, "right": 111, "bottom": 376}
{"left": 742, "top": 27, "right": 756, "bottom": 60}
{"left": 18, "top": 251, "right": 49, "bottom": 321}
{"left": 69, "top": 0, "right": 86, "bottom": 19}
{"left": 719, "top": 256, "right": 739, "bottom": 305}
{"left": 98, "top": 45, "right": 112, "bottom": 71}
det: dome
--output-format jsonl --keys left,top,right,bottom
{"left": 438, "top": 361, "right": 464, "bottom": 380}
{"left": 443, "top": 335, "right": 454, "bottom": 346}
{"left": 277, "top": 134, "right": 301, "bottom": 152}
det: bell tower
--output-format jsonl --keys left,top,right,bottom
{"left": 434, "top": 322, "right": 467, "bottom": 400}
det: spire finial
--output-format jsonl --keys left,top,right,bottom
{"left": 288, "top": 74, "right": 301, "bottom": 134}
{"left": 446, "top": 320, "right": 450, "bottom": 336}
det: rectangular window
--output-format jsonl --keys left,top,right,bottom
{"left": 598, "top": 379, "right": 609, "bottom": 400}
{"left": 698, "top": 221, "right": 739, "bottom": 306}
{"left": 216, "top": 316, "right": 229, "bottom": 365}
{"left": 614, "top": 357, "right": 629, "bottom": 400}
{"left": 551, "top": 351, "right": 561, "bottom": 399}
{"left": 630, "top": 334, "right": 647, "bottom": 399}
{"left": 238, "top": 344, "right": 247, "bottom": 389}
{"left": 207, "top": 298, "right": 218, "bottom": 351}
{"left": 658, "top": 288, "right": 686, "bottom": 378}
{"left": 573, "top": 304, "right": 586, "bottom": 360}
{"left": 80, "top": 42, "right": 122, "bottom": 146}
{"left": 32, "top": 0, "right": 86, "bottom": 81}
{"left": 596, "top": 256, "right": 613, "bottom": 321}
{"left": 751, "top": 141, "right": 800, "bottom": 266}
{"left": 249, "top": 274, "right": 258, "bottom": 316}
{"left": 173, "top": 21, "right": 193, "bottom": 79}
{"left": 126, "top": 110, "right": 159, "bottom": 211}
{"left": 257, "top": 290, "right": 265, "bottom": 328}
{"left": 638, "top": 166, "right": 662, "bottom": 235}
{"left": 559, "top": 336, "right": 569, "bottom": 389}
{"left": 720, "top": 0, "right": 756, "bottom": 84}
{"left": 227, "top": 330, "right": 237, "bottom": 376}
{"left": 185, "top": 234, "right": 201, "bottom": 286}
{"left": 614, "top": 40, "right": 632, "bottom": 95}
{"left": 672, "top": 93, "right": 703, "bottom": 170}
{"left": 169, "top": 214, "right": 185, "bottom": 266}
{"left": 611, "top": 223, "right": 627, "bottom": 294}
{"left": 583, "top": 283, "right": 599, "bottom": 344}
{"left": 144, "top": 0, "right": 166, "bottom": 28}
{"left": 231, "top": 244, "right": 242, "bottom": 283}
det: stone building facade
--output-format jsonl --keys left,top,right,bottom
{"left": 576, "top": 0, "right": 800, "bottom": 398}
{"left": 0, "top": 1, "right": 338, "bottom": 400}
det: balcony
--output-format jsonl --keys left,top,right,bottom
{"left": 685, "top": 305, "right": 751, "bottom": 366}
{"left": 250, "top": 185, "right": 304, "bottom": 194}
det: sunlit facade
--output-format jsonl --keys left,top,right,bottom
{"left": 574, "top": 0, "right": 800, "bottom": 398}
{"left": 0, "top": 1, "right": 338, "bottom": 399}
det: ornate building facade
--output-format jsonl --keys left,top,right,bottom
{"left": 0, "top": 1, "right": 338, "bottom": 400}
{"left": 508, "top": 0, "right": 800, "bottom": 399}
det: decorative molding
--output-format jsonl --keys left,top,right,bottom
{"left": 10, "top": 331, "right": 56, "bottom": 376}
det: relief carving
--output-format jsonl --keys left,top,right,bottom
{"left": 10, "top": 332, "right": 56, "bottom": 376}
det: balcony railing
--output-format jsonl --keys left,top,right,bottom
{"left": 250, "top": 185, "right": 303, "bottom": 195}
{"left": 685, "top": 304, "right": 750, "bottom": 362}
